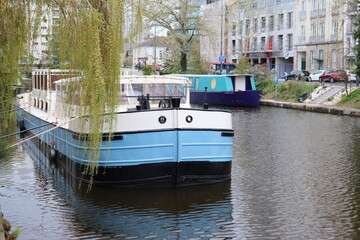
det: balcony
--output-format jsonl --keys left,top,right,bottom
{"left": 331, "top": 7, "right": 339, "bottom": 15}
{"left": 318, "top": 9, "right": 326, "bottom": 17}
{"left": 298, "top": 36, "right": 305, "bottom": 45}
{"left": 318, "top": 34, "right": 325, "bottom": 42}
{"left": 331, "top": 34, "right": 339, "bottom": 42}
{"left": 309, "top": 35, "right": 317, "bottom": 43}
{"left": 298, "top": 11, "right": 306, "bottom": 21}
{"left": 310, "top": 9, "right": 326, "bottom": 18}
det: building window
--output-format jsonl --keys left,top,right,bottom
{"left": 232, "top": 40, "right": 236, "bottom": 54}
{"left": 311, "top": 24, "right": 317, "bottom": 40}
{"left": 287, "top": 34, "right": 293, "bottom": 51}
{"left": 261, "top": 37, "right": 266, "bottom": 50}
{"left": 269, "top": 16, "right": 274, "bottom": 31}
{"left": 261, "top": 17, "right": 266, "bottom": 30}
{"left": 254, "top": 18, "right": 258, "bottom": 32}
{"left": 332, "top": 50, "right": 337, "bottom": 68}
{"left": 319, "top": 22, "right": 325, "bottom": 41}
{"left": 312, "top": 0, "right": 318, "bottom": 10}
{"left": 245, "top": 19, "right": 250, "bottom": 34}
{"left": 310, "top": 50, "right": 315, "bottom": 69}
{"left": 244, "top": 39, "right": 250, "bottom": 52}
{"left": 278, "top": 14, "right": 283, "bottom": 30}
{"left": 278, "top": 35, "right": 283, "bottom": 50}
{"left": 287, "top": 12, "right": 293, "bottom": 29}
{"left": 232, "top": 24, "right": 236, "bottom": 36}
{"left": 301, "top": 0, "right": 306, "bottom": 11}
{"left": 267, "top": 36, "right": 273, "bottom": 50}
{"left": 252, "top": 37, "right": 257, "bottom": 51}
{"left": 239, "top": 20, "right": 243, "bottom": 36}
{"left": 321, "top": 0, "right": 326, "bottom": 9}
{"left": 332, "top": 21, "right": 338, "bottom": 40}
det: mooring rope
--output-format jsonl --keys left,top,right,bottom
{"left": 0, "top": 122, "right": 54, "bottom": 139}
{"left": 9, "top": 117, "right": 78, "bottom": 148}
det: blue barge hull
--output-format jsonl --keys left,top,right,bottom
{"left": 191, "top": 90, "right": 262, "bottom": 107}
{"left": 16, "top": 107, "right": 233, "bottom": 188}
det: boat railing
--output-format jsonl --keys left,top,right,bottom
{"left": 126, "top": 94, "right": 183, "bottom": 110}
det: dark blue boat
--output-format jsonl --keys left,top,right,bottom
{"left": 171, "top": 74, "right": 262, "bottom": 107}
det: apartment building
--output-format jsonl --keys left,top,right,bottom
{"left": 294, "top": 0, "right": 348, "bottom": 72}
{"left": 228, "top": 0, "right": 296, "bottom": 76}
{"left": 30, "top": 4, "right": 60, "bottom": 66}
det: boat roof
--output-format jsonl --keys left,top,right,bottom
{"left": 169, "top": 74, "right": 254, "bottom": 77}
{"left": 54, "top": 75, "right": 190, "bottom": 86}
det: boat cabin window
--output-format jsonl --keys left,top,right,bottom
{"left": 120, "top": 82, "right": 187, "bottom": 105}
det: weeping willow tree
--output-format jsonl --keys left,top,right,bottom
{"left": 0, "top": 0, "right": 144, "bottom": 187}
{"left": 55, "top": 0, "right": 124, "bottom": 185}
{"left": 0, "top": 1, "right": 30, "bottom": 134}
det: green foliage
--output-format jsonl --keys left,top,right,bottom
{"left": 234, "top": 58, "right": 274, "bottom": 84}
{"left": 9, "top": 228, "right": 21, "bottom": 239}
{"left": 56, "top": 0, "right": 125, "bottom": 189}
{"left": 234, "top": 56, "right": 251, "bottom": 74}
{"left": 0, "top": 141, "right": 12, "bottom": 161}
{"left": 0, "top": 0, "right": 31, "bottom": 132}
{"left": 142, "top": 65, "right": 154, "bottom": 75}
{"left": 354, "top": 9, "right": 360, "bottom": 81}
{"left": 338, "top": 88, "right": 360, "bottom": 109}
{"left": 259, "top": 80, "right": 318, "bottom": 102}
{"left": 160, "top": 53, "right": 182, "bottom": 74}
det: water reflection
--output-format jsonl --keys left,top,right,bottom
{"left": 231, "top": 107, "right": 360, "bottom": 239}
{"left": 1, "top": 106, "right": 360, "bottom": 239}
{"left": 1, "top": 140, "right": 234, "bottom": 239}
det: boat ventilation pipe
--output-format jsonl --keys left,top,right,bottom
{"left": 203, "top": 87, "right": 209, "bottom": 109}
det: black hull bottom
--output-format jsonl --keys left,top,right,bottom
{"left": 23, "top": 132, "right": 231, "bottom": 188}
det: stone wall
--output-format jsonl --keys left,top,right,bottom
{"left": 260, "top": 100, "right": 360, "bottom": 117}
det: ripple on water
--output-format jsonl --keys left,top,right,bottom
{"left": 1, "top": 107, "right": 360, "bottom": 239}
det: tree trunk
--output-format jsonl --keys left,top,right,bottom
{"left": 180, "top": 51, "right": 187, "bottom": 73}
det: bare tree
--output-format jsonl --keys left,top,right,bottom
{"left": 140, "top": 0, "right": 203, "bottom": 72}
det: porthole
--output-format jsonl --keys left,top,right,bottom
{"left": 159, "top": 116, "right": 167, "bottom": 124}
{"left": 186, "top": 115, "right": 193, "bottom": 123}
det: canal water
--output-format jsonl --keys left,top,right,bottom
{"left": 1, "top": 106, "right": 360, "bottom": 239}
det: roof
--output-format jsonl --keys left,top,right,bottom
{"left": 54, "top": 75, "right": 190, "bottom": 86}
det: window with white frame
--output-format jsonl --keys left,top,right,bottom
{"left": 312, "top": 0, "right": 318, "bottom": 10}
{"left": 287, "top": 12, "right": 293, "bottom": 29}
{"left": 246, "top": 19, "right": 250, "bottom": 34}
{"left": 321, "top": 0, "right": 326, "bottom": 9}
{"left": 332, "top": 21, "right": 338, "bottom": 39}
{"left": 331, "top": 49, "right": 337, "bottom": 68}
{"left": 301, "top": 0, "right": 305, "bottom": 11}
{"left": 310, "top": 50, "right": 315, "bottom": 69}
{"left": 269, "top": 16, "right": 274, "bottom": 31}
{"left": 254, "top": 18, "right": 258, "bottom": 32}
{"left": 319, "top": 22, "right": 325, "bottom": 37}
{"left": 287, "top": 34, "right": 293, "bottom": 51}
{"left": 311, "top": 24, "right": 317, "bottom": 38}
{"left": 261, "top": 17, "right": 266, "bottom": 30}
{"left": 278, "top": 14, "right": 283, "bottom": 30}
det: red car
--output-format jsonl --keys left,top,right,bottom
{"left": 319, "top": 70, "right": 348, "bottom": 82}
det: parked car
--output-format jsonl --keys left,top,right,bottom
{"left": 307, "top": 70, "right": 326, "bottom": 82}
{"left": 346, "top": 70, "right": 356, "bottom": 82}
{"left": 285, "top": 70, "right": 310, "bottom": 81}
{"left": 319, "top": 70, "right": 348, "bottom": 82}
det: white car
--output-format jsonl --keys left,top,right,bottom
{"left": 346, "top": 70, "right": 356, "bottom": 81}
{"left": 308, "top": 70, "right": 326, "bottom": 82}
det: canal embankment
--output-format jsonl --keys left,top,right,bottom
{"left": 260, "top": 99, "right": 360, "bottom": 117}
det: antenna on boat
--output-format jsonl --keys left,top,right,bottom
{"left": 203, "top": 87, "right": 209, "bottom": 109}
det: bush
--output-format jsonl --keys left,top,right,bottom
{"left": 142, "top": 65, "right": 154, "bottom": 75}
{"left": 0, "top": 141, "right": 12, "bottom": 161}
